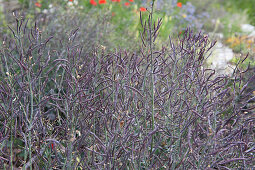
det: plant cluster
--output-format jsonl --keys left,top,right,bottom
{"left": 225, "top": 35, "right": 255, "bottom": 53}
{"left": 0, "top": 4, "right": 254, "bottom": 168}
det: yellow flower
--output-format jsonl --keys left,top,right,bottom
{"left": 182, "top": 14, "right": 187, "bottom": 18}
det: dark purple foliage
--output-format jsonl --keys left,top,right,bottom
{"left": 0, "top": 12, "right": 254, "bottom": 169}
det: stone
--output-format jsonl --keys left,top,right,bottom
{"left": 207, "top": 42, "right": 235, "bottom": 75}
{"left": 241, "top": 24, "right": 255, "bottom": 33}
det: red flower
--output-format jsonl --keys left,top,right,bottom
{"left": 177, "top": 2, "right": 182, "bottom": 8}
{"left": 69, "top": 0, "right": 73, "bottom": 1}
{"left": 140, "top": 7, "right": 146, "bottom": 12}
{"left": 117, "top": 0, "right": 120, "bottom": 2}
{"left": 35, "top": 2, "right": 42, "bottom": 8}
{"left": 99, "top": 0, "right": 107, "bottom": 4}
{"left": 50, "top": 143, "right": 54, "bottom": 150}
{"left": 129, "top": 0, "right": 134, "bottom": 2}
{"left": 90, "top": 0, "right": 97, "bottom": 5}
{"left": 124, "top": 2, "right": 130, "bottom": 6}
{"left": 112, "top": 12, "right": 115, "bottom": 16}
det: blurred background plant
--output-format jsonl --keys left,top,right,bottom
{"left": 0, "top": 0, "right": 215, "bottom": 50}
{"left": 1, "top": 0, "right": 254, "bottom": 53}
{"left": 221, "top": 0, "right": 255, "bottom": 25}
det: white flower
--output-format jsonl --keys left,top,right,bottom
{"left": 67, "top": 2, "right": 73, "bottom": 6}
{"left": 74, "top": 0, "right": 78, "bottom": 5}
{"left": 42, "top": 9, "right": 48, "bottom": 14}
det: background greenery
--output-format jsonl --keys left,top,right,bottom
{"left": 1, "top": 0, "right": 255, "bottom": 54}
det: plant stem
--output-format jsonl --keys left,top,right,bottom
{"left": 3, "top": 50, "right": 14, "bottom": 170}
{"left": 150, "top": 0, "right": 155, "bottom": 154}
{"left": 28, "top": 65, "right": 33, "bottom": 170}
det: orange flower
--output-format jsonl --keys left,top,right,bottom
{"left": 177, "top": 2, "right": 182, "bottom": 8}
{"left": 90, "top": 0, "right": 97, "bottom": 5}
{"left": 140, "top": 7, "right": 146, "bottom": 12}
{"left": 129, "top": 0, "right": 134, "bottom": 2}
{"left": 117, "top": 0, "right": 120, "bottom": 2}
{"left": 124, "top": 2, "right": 130, "bottom": 6}
{"left": 120, "top": 121, "right": 124, "bottom": 128}
{"left": 35, "top": 2, "right": 42, "bottom": 8}
{"left": 99, "top": 0, "right": 107, "bottom": 4}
